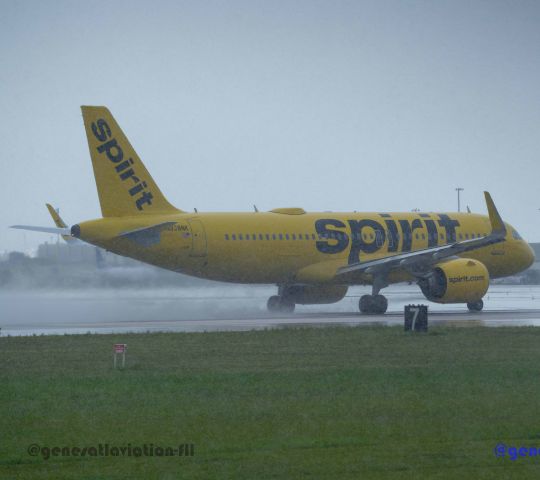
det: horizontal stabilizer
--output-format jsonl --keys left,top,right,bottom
{"left": 10, "top": 225, "right": 71, "bottom": 235}
{"left": 118, "top": 222, "right": 177, "bottom": 247}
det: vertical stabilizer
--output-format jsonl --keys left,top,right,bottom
{"left": 81, "top": 106, "right": 181, "bottom": 217}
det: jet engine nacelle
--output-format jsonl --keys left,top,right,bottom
{"left": 419, "top": 258, "right": 489, "bottom": 304}
{"left": 283, "top": 285, "right": 348, "bottom": 305}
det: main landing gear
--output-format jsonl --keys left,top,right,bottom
{"left": 467, "top": 299, "right": 484, "bottom": 312}
{"left": 359, "top": 294, "right": 388, "bottom": 314}
{"left": 359, "top": 275, "right": 389, "bottom": 314}
{"left": 267, "top": 295, "right": 295, "bottom": 313}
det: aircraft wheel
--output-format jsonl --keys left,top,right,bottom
{"left": 359, "top": 295, "right": 373, "bottom": 314}
{"left": 373, "top": 294, "right": 388, "bottom": 314}
{"left": 467, "top": 299, "right": 484, "bottom": 312}
{"left": 267, "top": 296, "right": 282, "bottom": 312}
{"left": 267, "top": 296, "right": 295, "bottom": 313}
{"left": 281, "top": 299, "right": 295, "bottom": 313}
{"left": 359, "top": 294, "right": 388, "bottom": 314}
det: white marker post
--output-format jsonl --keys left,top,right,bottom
{"left": 113, "top": 343, "right": 127, "bottom": 368}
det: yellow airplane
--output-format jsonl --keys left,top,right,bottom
{"left": 50, "top": 106, "right": 537, "bottom": 313}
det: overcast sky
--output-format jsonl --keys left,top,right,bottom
{"left": 2, "top": 0, "right": 539, "bottom": 253}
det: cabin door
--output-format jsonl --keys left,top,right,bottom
{"left": 188, "top": 219, "right": 207, "bottom": 257}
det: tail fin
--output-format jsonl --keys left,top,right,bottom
{"left": 81, "top": 106, "right": 182, "bottom": 217}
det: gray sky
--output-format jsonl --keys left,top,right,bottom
{"left": 2, "top": 0, "right": 540, "bottom": 253}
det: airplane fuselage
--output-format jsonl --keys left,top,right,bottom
{"left": 74, "top": 210, "right": 534, "bottom": 286}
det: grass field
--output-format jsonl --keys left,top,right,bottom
{"left": 2, "top": 326, "right": 540, "bottom": 479}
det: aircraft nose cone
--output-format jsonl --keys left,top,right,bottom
{"left": 516, "top": 241, "right": 536, "bottom": 273}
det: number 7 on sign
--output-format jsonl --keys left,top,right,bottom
{"left": 410, "top": 307, "right": 420, "bottom": 330}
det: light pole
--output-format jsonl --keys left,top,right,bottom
{"left": 455, "top": 187, "right": 464, "bottom": 212}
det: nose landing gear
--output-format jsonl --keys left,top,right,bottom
{"left": 467, "top": 299, "right": 484, "bottom": 312}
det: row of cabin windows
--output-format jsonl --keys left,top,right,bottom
{"left": 225, "top": 233, "right": 317, "bottom": 241}
{"left": 224, "top": 231, "right": 489, "bottom": 242}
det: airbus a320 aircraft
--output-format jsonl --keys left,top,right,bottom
{"left": 28, "top": 106, "right": 537, "bottom": 314}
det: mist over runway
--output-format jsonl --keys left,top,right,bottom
{"left": 1, "top": 284, "right": 540, "bottom": 336}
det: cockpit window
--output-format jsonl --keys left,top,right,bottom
{"left": 512, "top": 230, "right": 522, "bottom": 240}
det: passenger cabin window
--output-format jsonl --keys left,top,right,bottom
{"left": 225, "top": 234, "right": 229, "bottom": 240}
{"left": 232, "top": 234, "right": 237, "bottom": 240}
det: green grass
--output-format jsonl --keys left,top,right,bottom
{"left": 2, "top": 326, "right": 540, "bottom": 479}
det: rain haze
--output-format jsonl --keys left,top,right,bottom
{"left": 4, "top": 5, "right": 540, "bottom": 477}
{"left": 2, "top": 0, "right": 540, "bottom": 254}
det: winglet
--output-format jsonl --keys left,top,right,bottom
{"left": 484, "top": 191, "right": 506, "bottom": 237}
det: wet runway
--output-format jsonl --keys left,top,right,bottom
{"left": 2, "top": 284, "right": 540, "bottom": 335}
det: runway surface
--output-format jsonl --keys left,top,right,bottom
{"left": 2, "top": 284, "right": 540, "bottom": 335}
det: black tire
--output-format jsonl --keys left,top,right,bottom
{"left": 359, "top": 295, "right": 373, "bottom": 314}
{"left": 467, "top": 299, "right": 484, "bottom": 312}
{"left": 373, "top": 294, "right": 388, "bottom": 314}
{"left": 281, "top": 299, "right": 295, "bottom": 313}
{"left": 360, "top": 294, "right": 388, "bottom": 314}
{"left": 267, "top": 296, "right": 281, "bottom": 312}
{"left": 267, "top": 296, "right": 295, "bottom": 313}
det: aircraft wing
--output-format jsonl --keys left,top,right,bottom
{"left": 118, "top": 222, "right": 177, "bottom": 247}
{"left": 10, "top": 225, "right": 71, "bottom": 235}
{"left": 337, "top": 192, "right": 506, "bottom": 279}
